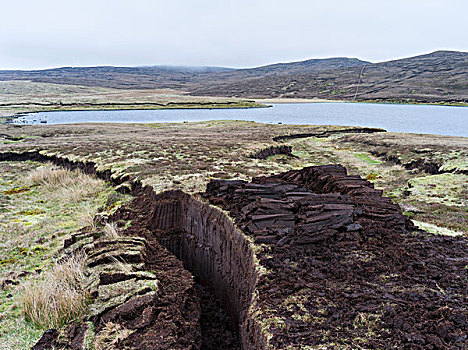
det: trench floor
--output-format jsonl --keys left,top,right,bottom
{"left": 195, "top": 283, "right": 240, "bottom": 350}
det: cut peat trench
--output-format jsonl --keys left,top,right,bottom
{"left": 112, "top": 189, "right": 258, "bottom": 349}
{"left": 248, "top": 145, "right": 296, "bottom": 160}
{"left": 1, "top": 151, "right": 257, "bottom": 349}
{"left": 0, "top": 150, "right": 144, "bottom": 194}
{"left": 272, "top": 127, "right": 385, "bottom": 142}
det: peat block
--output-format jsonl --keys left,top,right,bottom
{"left": 204, "top": 165, "right": 468, "bottom": 349}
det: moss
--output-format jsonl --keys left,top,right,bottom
{"left": 412, "top": 220, "right": 463, "bottom": 236}
{"left": 82, "top": 321, "right": 96, "bottom": 350}
{"left": 354, "top": 153, "right": 382, "bottom": 164}
{"left": 3, "top": 186, "right": 30, "bottom": 195}
{"left": 17, "top": 208, "right": 46, "bottom": 215}
{"left": 407, "top": 173, "right": 468, "bottom": 207}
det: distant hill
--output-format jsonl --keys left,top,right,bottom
{"left": 189, "top": 51, "right": 468, "bottom": 104}
{"left": 1, "top": 51, "right": 467, "bottom": 104}
{"left": 0, "top": 66, "right": 231, "bottom": 89}
{"left": 200, "top": 57, "right": 369, "bottom": 80}
{"left": 0, "top": 57, "right": 368, "bottom": 90}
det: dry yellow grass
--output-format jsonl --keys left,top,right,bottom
{"left": 94, "top": 322, "right": 133, "bottom": 350}
{"left": 0, "top": 161, "right": 129, "bottom": 350}
{"left": 103, "top": 222, "right": 121, "bottom": 239}
{"left": 26, "top": 164, "right": 76, "bottom": 188}
{"left": 26, "top": 164, "right": 104, "bottom": 202}
{"left": 78, "top": 206, "right": 99, "bottom": 230}
{"left": 18, "top": 253, "right": 89, "bottom": 330}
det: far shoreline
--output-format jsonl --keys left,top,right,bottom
{"left": 254, "top": 97, "right": 343, "bottom": 104}
{"left": 255, "top": 97, "right": 468, "bottom": 107}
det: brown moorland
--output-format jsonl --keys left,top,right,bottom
{"left": 0, "top": 121, "right": 467, "bottom": 349}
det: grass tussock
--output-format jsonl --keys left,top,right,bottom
{"left": 78, "top": 207, "right": 99, "bottom": 230}
{"left": 0, "top": 162, "right": 129, "bottom": 350}
{"left": 18, "top": 253, "right": 89, "bottom": 330}
{"left": 26, "top": 165, "right": 76, "bottom": 188}
{"left": 26, "top": 164, "right": 104, "bottom": 201}
{"left": 103, "top": 222, "right": 121, "bottom": 239}
{"left": 94, "top": 322, "right": 133, "bottom": 350}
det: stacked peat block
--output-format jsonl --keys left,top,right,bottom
{"left": 262, "top": 164, "right": 413, "bottom": 233}
{"left": 205, "top": 165, "right": 467, "bottom": 349}
{"left": 204, "top": 164, "right": 410, "bottom": 247}
{"left": 34, "top": 223, "right": 201, "bottom": 350}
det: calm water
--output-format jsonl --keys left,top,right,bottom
{"left": 13, "top": 103, "right": 468, "bottom": 137}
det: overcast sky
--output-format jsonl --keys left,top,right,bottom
{"left": 1, "top": 0, "right": 467, "bottom": 70}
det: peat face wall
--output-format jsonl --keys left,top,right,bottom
{"left": 113, "top": 189, "right": 262, "bottom": 349}
{"left": 154, "top": 192, "right": 257, "bottom": 329}
{"left": 204, "top": 165, "right": 467, "bottom": 349}
{"left": 5, "top": 151, "right": 467, "bottom": 349}
{"left": 2, "top": 151, "right": 264, "bottom": 349}
{"left": 248, "top": 145, "right": 296, "bottom": 160}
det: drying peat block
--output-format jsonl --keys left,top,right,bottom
{"left": 33, "top": 227, "right": 201, "bottom": 350}
{"left": 204, "top": 165, "right": 467, "bottom": 349}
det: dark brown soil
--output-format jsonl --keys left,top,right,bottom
{"left": 196, "top": 284, "right": 240, "bottom": 350}
{"left": 118, "top": 240, "right": 201, "bottom": 350}
{"left": 34, "top": 230, "right": 202, "bottom": 350}
{"left": 203, "top": 165, "right": 468, "bottom": 349}
{"left": 111, "top": 189, "right": 255, "bottom": 349}
{"left": 249, "top": 145, "right": 296, "bottom": 160}
{"left": 32, "top": 163, "right": 467, "bottom": 349}
{"left": 118, "top": 210, "right": 241, "bottom": 350}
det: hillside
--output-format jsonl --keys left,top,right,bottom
{"left": 0, "top": 57, "right": 367, "bottom": 90}
{"left": 196, "top": 57, "right": 369, "bottom": 80}
{"left": 0, "top": 66, "right": 232, "bottom": 90}
{"left": 1, "top": 51, "right": 467, "bottom": 104}
{"left": 189, "top": 51, "right": 468, "bottom": 104}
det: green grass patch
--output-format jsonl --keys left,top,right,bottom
{"left": 354, "top": 153, "right": 382, "bottom": 164}
{"left": 0, "top": 161, "right": 131, "bottom": 349}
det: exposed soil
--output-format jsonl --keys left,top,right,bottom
{"left": 249, "top": 145, "right": 296, "bottom": 160}
{"left": 111, "top": 189, "right": 257, "bottom": 348}
{"left": 34, "top": 227, "right": 202, "bottom": 350}
{"left": 196, "top": 284, "right": 240, "bottom": 350}
{"left": 203, "top": 165, "right": 468, "bottom": 349}
{"left": 0, "top": 150, "right": 144, "bottom": 195}
{"left": 337, "top": 132, "right": 468, "bottom": 175}
{"left": 32, "top": 163, "right": 467, "bottom": 349}
{"left": 272, "top": 127, "right": 385, "bottom": 142}
{"left": 2, "top": 126, "right": 466, "bottom": 349}
{"left": 0, "top": 122, "right": 387, "bottom": 195}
